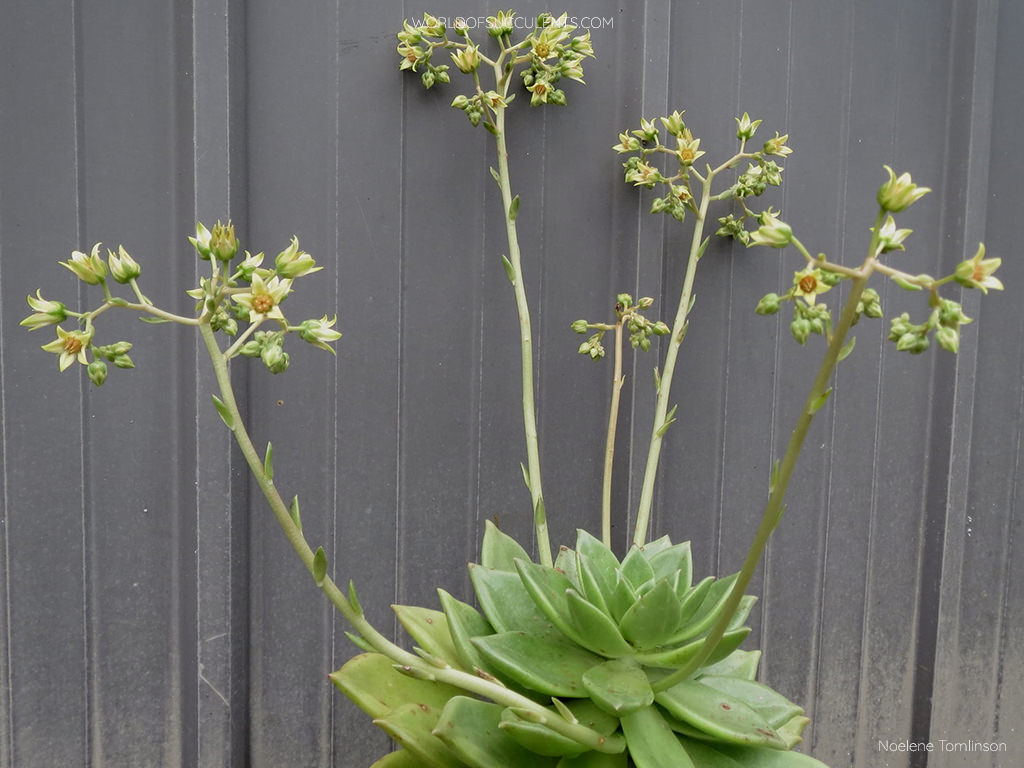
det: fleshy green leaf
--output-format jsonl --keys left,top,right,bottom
{"left": 264, "top": 442, "right": 274, "bottom": 481}
{"left": 576, "top": 551, "right": 614, "bottom": 617}
{"left": 469, "top": 564, "right": 556, "bottom": 636}
{"left": 211, "top": 395, "right": 234, "bottom": 429}
{"left": 609, "top": 574, "right": 639, "bottom": 625}
{"left": 581, "top": 657, "right": 654, "bottom": 716}
{"left": 348, "top": 580, "right": 363, "bottom": 615}
{"left": 514, "top": 559, "right": 584, "bottom": 644}
{"left": 437, "top": 589, "right": 494, "bottom": 674}
{"left": 617, "top": 579, "right": 683, "bottom": 649}
{"left": 699, "top": 650, "right": 761, "bottom": 681}
{"left": 433, "top": 696, "right": 560, "bottom": 768}
{"left": 807, "top": 387, "right": 831, "bottom": 416}
{"left": 566, "top": 590, "right": 633, "bottom": 657}
{"left": 393, "top": 605, "right": 462, "bottom": 669}
{"left": 482, "top": 520, "right": 532, "bottom": 571}
{"left": 672, "top": 573, "right": 741, "bottom": 643}
{"left": 639, "top": 535, "right": 673, "bottom": 558}
{"left": 555, "top": 546, "right": 579, "bottom": 586}
{"left": 375, "top": 701, "right": 465, "bottom": 767}
{"left": 619, "top": 546, "right": 655, "bottom": 592}
{"left": 509, "top": 195, "right": 521, "bottom": 221}
{"left": 329, "top": 652, "right": 460, "bottom": 719}
{"left": 369, "top": 749, "right": 428, "bottom": 768}
{"left": 648, "top": 542, "right": 693, "bottom": 592}
{"left": 697, "top": 676, "right": 804, "bottom": 730}
{"left": 313, "top": 546, "right": 327, "bottom": 586}
{"left": 837, "top": 335, "right": 856, "bottom": 362}
{"left": 620, "top": 705, "right": 696, "bottom": 768}
{"left": 503, "top": 254, "right": 517, "bottom": 285}
{"left": 289, "top": 495, "right": 302, "bottom": 531}
{"left": 472, "top": 631, "right": 603, "bottom": 697}
{"left": 680, "top": 738, "right": 830, "bottom": 768}
{"left": 490, "top": 166, "right": 501, "bottom": 185}
{"left": 635, "top": 627, "right": 750, "bottom": 670}
{"left": 500, "top": 708, "right": 589, "bottom": 757}
{"left": 655, "top": 679, "right": 788, "bottom": 749}
{"left": 556, "top": 751, "right": 629, "bottom": 768}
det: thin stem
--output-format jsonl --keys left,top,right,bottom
{"left": 651, "top": 212, "right": 886, "bottom": 692}
{"left": 633, "top": 176, "right": 713, "bottom": 547}
{"left": 224, "top": 319, "right": 264, "bottom": 359}
{"left": 197, "top": 321, "right": 619, "bottom": 753}
{"left": 493, "top": 103, "right": 551, "bottom": 567}
{"left": 601, "top": 318, "right": 625, "bottom": 546}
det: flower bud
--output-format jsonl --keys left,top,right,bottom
{"left": 108, "top": 245, "right": 141, "bottom": 283}
{"left": 239, "top": 340, "right": 263, "bottom": 357}
{"left": 60, "top": 244, "right": 107, "bottom": 284}
{"left": 210, "top": 220, "right": 238, "bottom": 262}
{"left": 87, "top": 360, "right": 107, "bottom": 387}
{"left": 571, "top": 319, "right": 588, "bottom": 334}
{"left": 274, "top": 236, "right": 321, "bottom": 279}
{"left": 660, "top": 110, "right": 685, "bottom": 138}
{"left": 873, "top": 215, "right": 912, "bottom": 254}
{"left": 190, "top": 222, "right": 213, "bottom": 259}
{"left": 935, "top": 326, "right": 959, "bottom": 353}
{"left": 652, "top": 321, "right": 670, "bottom": 336}
{"left": 755, "top": 293, "right": 781, "bottom": 315}
{"left": 762, "top": 132, "right": 793, "bottom": 157}
{"left": 112, "top": 354, "right": 134, "bottom": 369}
{"left": 298, "top": 315, "right": 342, "bottom": 353}
{"left": 21, "top": 290, "right": 68, "bottom": 331}
{"left": 735, "top": 112, "right": 762, "bottom": 140}
{"left": 451, "top": 45, "right": 481, "bottom": 74}
{"left": 953, "top": 242, "right": 1002, "bottom": 294}
{"left": 877, "top": 165, "right": 930, "bottom": 212}
{"left": 790, "top": 316, "right": 811, "bottom": 345}
{"left": 261, "top": 342, "right": 290, "bottom": 374}
{"left": 749, "top": 213, "right": 793, "bottom": 248}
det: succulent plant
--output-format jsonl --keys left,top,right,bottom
{"left": 333, "top": 522, "right": 825, "bottom": 767}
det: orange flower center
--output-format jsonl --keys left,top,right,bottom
{"left": 972, "top": 264, "right": 986, "bottom": 281}
{"left": 252, "top": 295, "right": 274, "bottom": 313}
{"left": 63, "top": 337, "right": 83, "bottom": 354}
{"left": 799, "top": 275, "right": 818, "bottom": 294}
{"left": 405, "top": 51, "right": 417, "bottom": 62}
{"left": 534, "top": 82, "right": 548, "bottom": 95}
{"left": 534, "top": 42, "right": 550, "bottom": 58}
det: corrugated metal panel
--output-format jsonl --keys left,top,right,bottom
{"left": 1, "top": 1, "right": 1020, "bottom": 766}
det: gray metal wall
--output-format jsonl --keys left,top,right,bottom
{"left": 1, "top": 1, "right": 1020, "bottom": 766}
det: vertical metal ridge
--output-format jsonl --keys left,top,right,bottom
{"left": 0, "top": 141, "right": 13, "bottom": 768}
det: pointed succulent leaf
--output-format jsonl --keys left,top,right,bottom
{"left": 619, "top": 546, "right": 656, "bottom": 592}
{"left": 481, "top": 520, "right": 532, "bottom": 571}
{"left": 472, "top": 631, "right": 603, "bottom": 697}
{"left": 264, "top": 441, "right": 274, "bottom": 481}
{"left": 369, "top": 749, "right": 429, "bottom": 768}
{"left": 503, "top": 254, "right": 518, "bottom": 285}
{"left": 576, "top": 551, "right": 614, "bottom": 616}
{"left": 500, "top": 708, "right": 589, "bottom": 757}
{"left": 726, "top": 596, "right": 758, "bottom": 631}
{"left": 620, "top": 705, "right": 696, "bottom": 768}
{"left": 509, "top": 195, "right": 521, "bottom": 221}
{"left": 697, "top": 676, "right": 804, "bottom": 730}
{"left": 775, "top": 715, "right": 811, "bottom": 749}
{"left": 438, "top": 589, "right": 494, "bottom": 673}
{"left": 555, "top": 546, "right": 580, "bottom": 586}
{"left": 655, "top": 679, "right": 788, "bottom": 749}
{"left": 648, "top": 541, "right": 693, "bottom": 590}
{"left": 677, "top": 576, "right": 714, "bottom": 618}
{"left": 470, "top": 563, "right": 556, "bottom": 636}
{"left": 289, "top": 495, "right": 302, "bottom": 532}
{"left": 671, "top": 739, "right": 746, "bottom": 768}
{"left": 581, "top": 657, "right": 654, "bottom": 716}
{"left": 433, "top": 696, "right": 560, "bottom": 768}
{"left": 699, "top": 649, "right": 761, "bottom": 681}
{"left": 313, "top": 546, "right": 327, "bottom": 586}
{"left": 557, "top": 698, "right": 621, "bottom": 737}
{"left": 639, "top": 535, "right": 673, "bottom": 558}
{"left": 393, "top": 605, "right": 462, "bottom": 669}
{"left": 556, "top": 751, "right": 629, "bottom": 768}
{"left": 345, "top": 630, "right": 374, "bottom": 653}
{"left": 576, "top": 530, "right": 620, "bottom": 580}
{"left": 671, "top": 573, "right": 741, "bottom": 643}
{"left": 211, "top": 395, "right": 234, "bottom": 429}
{"left": 566, "top": 590, "right": 633, "bottom": 657}
{"left": 618, "top": 579, "right": 681, "bottom": 649}
{"left": 681, "top": 739, "right": 830, "bottom": 768}
{"left": 635, "top": 628, "right": 750, "bottom": 670}
{"left": 609, "top": 574, "right": 639, "bottom": 624}
{"left": 514, "top": 559, "right": 586, "bottom": 644}
{"left": 375, "top": 701, "right": 464, "bottom": 768}
{"left": 330, "top": 652, "right": 461, "bottom": 720}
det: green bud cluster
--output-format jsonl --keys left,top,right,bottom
{"left": 572, "top": 294, "right": 668, "bottom": 359}
{"left": 398, "top": 10, "right": 594, "bottom": 132}
{"left": 888, "top": 297, "right": 971, "bottom": 355}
